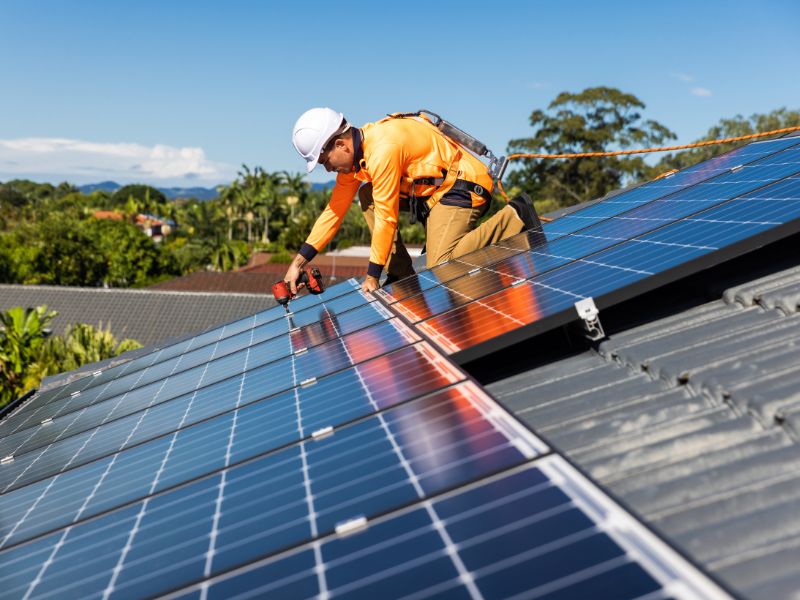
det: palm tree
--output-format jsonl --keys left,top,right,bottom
{"left": 282, "top": 171, "right": 309, "bottom": 220}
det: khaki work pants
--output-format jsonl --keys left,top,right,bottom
{"left": 359, "top": 184, "right": 525, "bottom": 274}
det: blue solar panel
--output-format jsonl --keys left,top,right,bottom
{"left": 417, "top": 171, "right": 800, "bottom": 359}
{"left": 378, "top": 136, "right": 800, "bottom": 304}
{"left": 0, "top": 383, "right": 546, "bottom": 599}
{"left": 4, "top": 280, "right": 364, "bottom": 426}
{"left": 165, "top": 458, "right": 721, "bottom": 600}
{"left": 0, "top": 342, "right": 466, "bottom": 549}
{"left": 0, "top": 293, "right": 390, "bottom": 459}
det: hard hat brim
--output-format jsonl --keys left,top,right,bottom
{"left": 305, "top": 157, "right": 319, "bottom": 173}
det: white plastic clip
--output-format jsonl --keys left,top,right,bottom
{"left": 730, "top": 164, "right": 744, "bottom": 172}
{"left": 335, "top": 516, "right": 368, "bottom": 536}
{"left": 93, "top": 370, "right": 102, "bottom": 377}
{"left": 468, "top": 267, "right": 481, "bottom": 275}
{"left": 70, "top": 391, "right": 81, "bottom": 397}
{"left": 289, "top": 326, "right": 300, "bottom": 333}
{"left": 1, "top": 455, "right": 13, "bottom": 465}
{"left": 311, "top": 426, "right": 334, "bottom": 440}
{"left": 300, "top": 377, "right": 317, "bottom": 387}
{"left": 295, "top": 347, "right": 308, "bottom": 356}
{"left": 41, "top": 417, "right": 53, "bottom": 425}
{"left": 574, "top": 297, "right": 605, "bottom": 341}
{"left": 511, "top": 278, "right": 527, "bottom": 286}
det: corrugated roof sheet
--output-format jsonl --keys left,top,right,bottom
{"left": 0, "top": 284, "right": 277, "bottom": 346}
{"left": 487, "top": 263, "right": 800, "bottom": 600}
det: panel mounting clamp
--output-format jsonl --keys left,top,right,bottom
{"left": 574, "top": 297, "right": 605, "bottom": 341}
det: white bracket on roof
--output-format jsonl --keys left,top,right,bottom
{"left": 574, "top": 297, "right": 605, "bottom": 341}
{"left": 1, "top": 455, "right": 13, "bottom": 465}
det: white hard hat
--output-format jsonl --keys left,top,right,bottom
{"left": 292, "top": 107, "right": 345, "bottom": 173}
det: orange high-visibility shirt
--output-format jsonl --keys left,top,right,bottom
{"left": 300, "top": 116, "right": 493, "bottom": 275}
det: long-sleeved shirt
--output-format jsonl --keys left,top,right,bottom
{"left": 298, "top": 115, "right": 493, "bottom": 277}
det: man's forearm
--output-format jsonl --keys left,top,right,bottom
{"left": 291, "top": 253, "right": 309, "bottom": 270}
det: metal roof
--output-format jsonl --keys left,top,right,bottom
{"left": 0, "top": 284, "right": 277, "bottom": 346}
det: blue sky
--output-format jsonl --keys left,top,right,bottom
{"left": 1, "top": 0, "right": 798, "bottom": 187}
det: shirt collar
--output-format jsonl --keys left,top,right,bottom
{"left": 352, "top": 128, "right": 365, "bottom": 173}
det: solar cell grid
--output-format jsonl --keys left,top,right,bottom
{"left": 0, "top": 382, "right": 544, "bottom": 599}
{"left": 541, "top": 135, "right": 800, "bottom": 240}
{"left": 3, "top": 284, "right": 369, "bottom": 433}
{"left": 389, "top": 143, "right": 800, "bottom": 325}
{"left": 162, "top": 457, "right": 722, "bottom": 600}
{"left": 376, "top": 136, "right": 800, "bottom": 305}
{"left": 0, "top": 342, "right": 466, "bottom": 549}
{"left": 0, "top": 296, "right": 387, "bottom": 458}
{"left": 418, "top": 173, "right": 800, "bottom": 360}
{"left": 0, "top": 317, "right": 421, "bottom": 494}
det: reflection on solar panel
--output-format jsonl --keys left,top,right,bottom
{"left": 376, "top": 138, "right": 800, "bottom": 362}
{"left": 377, "top": 136, "right": 800, "bottom": 304}
{"left": 0, "top": 272, "right": 725, "bottom": 598}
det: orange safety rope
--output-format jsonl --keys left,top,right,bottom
{"left": 495, "top": 124, "right": 800, "bottom": 215}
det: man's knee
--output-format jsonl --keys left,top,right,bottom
{"left": 358, "top": 184, "right": 373, "bottom": 212}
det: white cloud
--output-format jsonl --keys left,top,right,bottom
{"left": 690, "top": 87, "right": 713, "bottom": 97}
{"left": 670, "top": 72, "right": 695, "bottom": 83}
{"left": 0, "top": 137, "right": 236, "bottom": 184}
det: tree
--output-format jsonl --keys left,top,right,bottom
{"left": 655, "top": 107, "right": 800, "bottom": 173}
{"left": 110, "top": 184, "right": 167, "bottom": 210}
{"left": 28, "top": 217, "right": 107, "bottom": 286}
{"left": 86, "top": 219, "right": 171, "bottom": 287}
{"left": 507, "top": 87, "right": 676, "bottom": 207}
{"left": 30, "top": 322, "right": 142, "bottom": 385}
{"left": 0, "top": 305, "right": 56, "bottom": 406}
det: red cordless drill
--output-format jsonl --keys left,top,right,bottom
{"left": 272, "top": 267, "right": 324, "bottom": 312}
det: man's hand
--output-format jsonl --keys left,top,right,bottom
{"left": 361, "top": 275, "right": 380, "bottom": 294}
{"left": 283, "top": 254, "right": 309, "bottom": 295}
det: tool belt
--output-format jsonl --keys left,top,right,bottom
{"left": 408, "top": 178, "right": 493, "bottom": 225}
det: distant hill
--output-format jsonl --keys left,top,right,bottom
{"left": 78, "top": 181, "right": 220, "bottom": 201}
{"left": 78, "top": 180, "right": 335, "bottom": 200}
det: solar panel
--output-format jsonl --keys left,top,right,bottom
{"left": 3, "top": 280, "right": 364, "bottom": 428}
{"left": 374, "top": 142, "right": 800, "bottom": 362}
{"left": 0, "top": 342, "right": 465, "bottom": 549}
{"left": 0, "top": 382, "right": 547, "bottom": 599}
{"left": 378, "top": 136, "right": 800, "bottom": 304}
{"left": 162, "top": 457, "right": 722, "bottom": 600}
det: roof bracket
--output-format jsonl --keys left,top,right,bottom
{"left": 574, "top": 298, "right": 605, "bottom": 342}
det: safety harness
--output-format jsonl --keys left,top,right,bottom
{"left": 386, "top": 111, "right": 494, "bottom": 225}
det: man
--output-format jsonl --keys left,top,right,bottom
{"left": 283, "top": 107, "right": 539, "bottom": 294}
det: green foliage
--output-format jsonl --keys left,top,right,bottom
{"left": 0, "top": 306, "right": 57, "bottom": 406}
{"left": 655, "top": 107, "right": 800, "bottom": 173}
{"left": 110, "top": 184, "right": 168, "bottom": 211}
{"left": 507, "top": 86, "right": 676, "bottom": 207}
{"left": 23, "top": 217, "right": 108, "bottom": 286}
{"left": 209, "top": 239, "right": 250, "bottom": 272}
{"left": 31, "top": 322, "right": 142, "bottom": 384}
{"left": 268, "top": 249, "right": 294, "bottom": 263}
